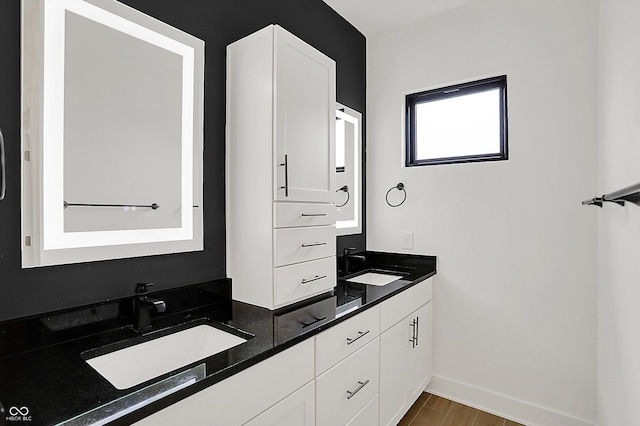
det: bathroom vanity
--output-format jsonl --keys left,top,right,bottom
{"left": 0, "top": 253, "right": 435, "bottom": 425}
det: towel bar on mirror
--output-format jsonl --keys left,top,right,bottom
{"left": 63, "top": 202, "right": 160, "bottom": 210}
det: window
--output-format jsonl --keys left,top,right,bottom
{"left": 405, "top": 75, "right": 508, "bottom": 167}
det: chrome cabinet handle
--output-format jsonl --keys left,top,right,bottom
{"left": 0, "top": 128, "right": 5, "bottom": 200}
{"left": 410, "top": 319, "right": 417, "bottom": 348}
{"left": 415, "top": 316, "right": 419, "bottom": 346}
{"left": 301, "top": 213, "right": 327, "bottom": 217}
{"left": 301, "top": 242, "right": 327, "bottom": 247}
{"left": 279, "top": 155, "right": 288, "bottom": 197}
{"left": 346, "top": 330, "right": 370, "bottom": 345}
{"left": 301, "top": 275, "right": 327, "bottom": 285}
{"left": 299, "top": 315, "right": 327, "bottom": 328}
{"left": 346, "top": 379, "right": 370, "bottom": 400}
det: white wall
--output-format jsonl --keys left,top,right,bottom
{"left": 366, "top": 1, "right": 598, "bottom": 425}
{"left": 597, "top": 2, "right": 640, "bottom": 425}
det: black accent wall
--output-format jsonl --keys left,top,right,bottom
{"left": 0, "top": 0, "right": 366, "bottom": 321}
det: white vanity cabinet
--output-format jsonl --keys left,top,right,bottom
{"left": 379, "top": 278, "right": 433, "bottom": 426}
{"left": 134, "top": 278, "right": 433, "bottom": 426}
{"left": 133, "top": 340, "right": 314, "bottom": 426}
{"left": 226, "top": 24, "right": 337, "bottom": 310}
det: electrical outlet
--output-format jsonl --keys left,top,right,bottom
{"left": 402, "top": 232, "right": 414, "bottom": 250}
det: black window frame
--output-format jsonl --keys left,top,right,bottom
{"left": 405, "top": 75, "right": 508, "bottom": 167}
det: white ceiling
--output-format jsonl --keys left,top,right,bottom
{"left": 322, "top": 0, "right": 477, "bottom": 36}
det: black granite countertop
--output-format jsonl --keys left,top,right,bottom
{"left": 0, "top": 251, "right": 435, "bottom": 425}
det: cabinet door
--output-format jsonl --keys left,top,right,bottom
{"left": 133, "top": 340, "right": 314, "bottom": 425}
{"left": 244, "top": 382, "right": 315, "bottom": 426}
{"left": 379, "top": 301, "right": 433, "bottom": 426}
{"left": 406, "top": 302, "right": 432, "bottom": 404}
{"left": 274, "top": 26, "right": 335, "bottom": 203}
{"left": 379, "top": 317, "right": 410, "bottom": 426}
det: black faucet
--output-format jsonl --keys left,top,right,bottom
{"left": 343, "top": 248, "right": 366, "bottom": 275}
{"left": 133, "top": 282, "right": 166, "bottom": 332}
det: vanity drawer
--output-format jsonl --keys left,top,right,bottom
{"left": 274, "top": 202, "right": 336, "bottom": 228}
{"left": 316, "top": 338, "right": 380, "bottom": 426}
{"left": 273, "top": 226, "right": 335, "bottom": 267}
{"left": 346, "top": 394, "right": 379, "bottom": 426}
{"left": 380, "top": 277, "right": 433, "bottom": 332}
{"left": 315, "top": 305, "right": 380, "bottom": 375}
{"left": 274, "top": 257, "right": 336, "bottom": 306}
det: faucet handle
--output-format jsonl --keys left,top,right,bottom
{"left": 150, "top": 299, "right": 167, "bottom": 313}
{"left": 135, "top": 282, "right": 154, "bottom": 294}
{"left": 344, "top": 247, "right": 358, "bottom": 256}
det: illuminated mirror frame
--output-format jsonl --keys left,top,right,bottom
{"left": 335, "top": 104, "right": 362, "bottom": 236}
{"left": 21, "top": 0, "right": 205, "bottom": 267}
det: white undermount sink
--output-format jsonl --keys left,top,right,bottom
{"left": 86, "top": 324, "right": 247, "bottom": 390}
{"left": 346, "top": 271, "right": 404, "bottom": 286}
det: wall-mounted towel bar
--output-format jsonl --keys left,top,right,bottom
{"left": 64, "top": 202, "right": 160, "bottom": 210}
{"left": 582, "top": 182, "right": 640, "bottom": 207}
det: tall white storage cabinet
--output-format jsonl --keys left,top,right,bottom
{"left": 226, "top": 25, "right": 337, "bottom": 310}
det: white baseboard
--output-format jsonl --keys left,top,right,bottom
{"left": 426, "top": 375, "right": 594, "bottom": 426}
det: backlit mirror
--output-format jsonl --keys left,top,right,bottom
{"left": 335, "top": 104, "right": 362, "bottom": 236}
{"left": 21, "top": 0, "right": 205, "bottom": 267}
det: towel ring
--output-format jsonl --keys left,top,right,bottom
{"left": 385, "top": 183, "right": 406, "bottom": 207}
{"left": 336, "top": 185, "right": 350, "bottom": 208}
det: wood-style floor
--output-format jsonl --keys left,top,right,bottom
{"left": 398, "top": 392, "right": 525, "bottom": 426}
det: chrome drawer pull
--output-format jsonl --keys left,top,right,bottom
{"left": 301, "top": 242, "right": 327, "bottom": 247}
{"left": 299, "top": 316, "right": 327, "bottom": 328}
{"left": 410, "top": 319, "right": 417, "bottom": 348}
{"left": 301, "top": 275, "right": 327, "bottom": 285}
{"left": 301, "top": 213, "right": 327, "bottom": 217}
{"left": 279, "top": 155, "right": 288, "bottom": 197}
{"left": 346, "top": 330, "right": 370, "bottom": 345}
{"left": 346, "top": 379, "right": 370, "bottom": 400}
